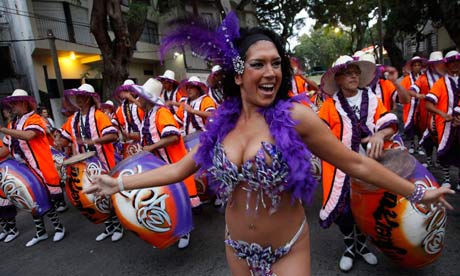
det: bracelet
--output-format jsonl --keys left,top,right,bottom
{"left": 117, "top": 175, "right": 125, "bottom": 192}
{"left": 406, "top": 184, "right": 426, "bottom": 203}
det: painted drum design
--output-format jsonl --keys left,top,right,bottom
{"left": 63, "top": 151, "right": 112, "bottom": 224}
{"left": 351, "top": 150, "right": 446, "bottom": 268}
{"left": 0, "top": 159, "right": 51, "bottom": 216}
{"left": 110, "top": 151, "right": 193, "bottom": 249}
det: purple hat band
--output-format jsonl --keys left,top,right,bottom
{"left": 444, "top": 54, "right": 460, "bottom": 63}
{"left": 156, "top": 76, "right": 179, "bottom": 84}
{"left": 181, "top": 80, "right": 207, "bottom": 94}
{"left": 64, "top": 89, "right": 100, "bottom": 101}
{"left": 112, "top": 84, "right": 138, "bottom": 100}
{"left": 0, "top": 95, "right": 37, "bottom": 106}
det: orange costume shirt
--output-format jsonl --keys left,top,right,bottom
{"left": 60, "top": 106, "right": 118, "bottom": 170}
{"left": 318, "top": 89, "right": 398, "bottom": 228}
{"left": 3, "top": 111, "right": 60, "bottom": 186}
{"left": 401, "top": 73, "right": 423, "bottom": 135}
{"left": 175, "top": 94, "right": 216, "bottom": 135}
{"left": 425, "top": 76, "right": 460, "bottom": 165}
{"left": 372, "top": 79, "right": 398, "bottom": 112}
{"left": 141, "top": 106, "right": 197, "bottom": 198}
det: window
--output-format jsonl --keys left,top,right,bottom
{"left": 139, "top": 21, "right": 159, "bottom": 45}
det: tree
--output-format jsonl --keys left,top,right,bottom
{"left": 306, "top": 0, "right": 375, "bottom": 53}
{"left": 293, "top": 26, "right": 351, "bottom": 70}
{"left": 253, "top": 0, "right": 307, "bottom": 46}
{"left": 90, "top": 0, "right": 149, "bottom": 100}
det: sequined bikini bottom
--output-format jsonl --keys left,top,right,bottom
{"left": 225, "top": 217, "right": 307, "bottom": 276}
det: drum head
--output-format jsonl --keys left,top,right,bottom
{"left": 183, "top": 131, "right": 201, "bottom": 143}
{"left": 63, "top": 151, "right": 96, "bottom": 165}
{"left": 378, "top": 149, "right": 416, "bottom": 179}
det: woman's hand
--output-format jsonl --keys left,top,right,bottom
{"left": 420, "top": 186, "right": 455, "bottom": 210}
{"left": 83, "top": 174, "right": 118, "bottom": 197}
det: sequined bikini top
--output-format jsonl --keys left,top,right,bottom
{"left": 208, "top": 141, "right": 289, "bottom": 214}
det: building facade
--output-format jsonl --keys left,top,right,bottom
{"left": 0, "top": 0, "right": 256, "bottom": 126}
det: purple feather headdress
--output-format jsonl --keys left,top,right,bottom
{"left": 160, "top": 11, "right": 243, "bottom": 74}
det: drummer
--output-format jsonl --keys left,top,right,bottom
{"left": 0, "top": 89, "right": 66, "bottom": 247}
{"left": 157, "top": 69, "right": 185, "bottom": 114}
{"left": 134, "top": 78, "right": 198, "bottom": 249}
{"left": 112, "top": 79, "right": 144, "bottom": 155}
{"left": 207, "top": 65, "right": 225, "bottom": 106}
{"left": 425, "top": 50, "right": 460, "bottom": 190}
{"left": 318, "top": 55, "right": 399, "bottom": 272}
{"left": 174, "top": 76, "right": 217, "bottom": 135}
{"left": 59, "top": 83, "right": 124, "bottom": 242}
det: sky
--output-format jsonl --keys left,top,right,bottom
{"left": 287, "top": 9, "right": 317, "bottom": 51}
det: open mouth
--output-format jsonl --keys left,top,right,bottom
{"left": 258, "top": 83, "right": 275, "bottom": 95}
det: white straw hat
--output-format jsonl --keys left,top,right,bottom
{"left": 157, "top": 70, "right": 178, "bottom": 84}
{"left": 428, "top": 51, "right": 443, "bottom": 63}
{"left": 320, "top": 55, "right": 376, "bottom": 95}
{"left": 1, "top": 89, "right": 37, "bottom": 109}
{"left": 133, "top": 78, "right": 164, "bottom": 105}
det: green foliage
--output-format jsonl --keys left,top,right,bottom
{"left": 293, "top": 26, "right": 351, "bottom": 70}
{"left": 126, "top": 1, "right": 149, "bottom": 27}
{"left": 253, "top": 0, "right": 308, "bottom": 45}
{"left": 306, "top": 0, "right": 375, "bottom": 51}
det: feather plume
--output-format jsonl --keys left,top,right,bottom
{"left": 160, "top": 11, "right": 241, "bottom": 72}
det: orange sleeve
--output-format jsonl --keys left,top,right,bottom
{"left": 400, "top": 76, "right": 411, "bottom": 90}
{"left": 427, "top": 78, "right": 444, "bottom": 105}
{"left": 200, "top": 96, "right": 217, "bottom": 112}
{"left": 318, "top": 98, "right": 333, "bottom": 125}
{"left": 95, "top": 110, "right": 117, "bottom": 136}
{"left": 24, "top": 114, "right": 46, "bottom": 137}
{"left": 175, "top": 104, "right": 184, "bottom": 125}
{"left": 114, "top": 106, "right": 126, "bottom": 128}
{"left": 156, "top": 108, "right": 181, "bottom": 137}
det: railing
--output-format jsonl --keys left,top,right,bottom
{"left": 34, "top": 15, "right": 97, "bottom": 47}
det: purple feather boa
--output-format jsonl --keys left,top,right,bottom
{"left": 194, "top": 95, "right": 318, "bottom": 204}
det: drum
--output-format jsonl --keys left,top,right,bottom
{"left": 351, "top": 149, "right": 446, "bottom": 268}
{"left": 0, "top": 159, "right": 51, "bottom": 216}
{"left": 310, "top": 154, "right": 322, "bottom": 181}
{"left": 183, "top": 131, "right": 201, "bottom": 152}
{"left": 51, "top": 147, "right": 67, "bottom": 181}
{"left": 63, "top": 152, "right": 111, "bottom": 224}
{"left": 110, "top": 151, "right": 193, "bottom": 249}
{"left": 120, "top": 140, "right": 142, "bottom": 159}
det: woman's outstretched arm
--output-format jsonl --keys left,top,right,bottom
{"left": 84, "top": 146, "right": 200, "bottom": 196}
{"left": 290, "top": 103, "right": 454, "bottom": 209}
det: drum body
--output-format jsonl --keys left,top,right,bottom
{"left": 110, "top": 151, "right": 193, "bottom": 249}
{"left": 0, "top": 159, "right": 51, "bottom": 216}
{"left": 351, "top": 150, "right": 446, "bottom": 268}
{"left": 122, "top": 140, "right": 141, "bottom": 159}
{"left": 64, "top": 152, "right": 111, "bottom": 224}
{"left": 183, "top": 132, "right": 200, "bottom": 152}
{"left": 310, "top": 154, "right": 322, "bottom": 181}
{"left": 51, "top": 147, "right": 67, "bottom": 181}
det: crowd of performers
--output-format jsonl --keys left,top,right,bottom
{"left": 0, "top": 40, "right": 458, "bottom": 273}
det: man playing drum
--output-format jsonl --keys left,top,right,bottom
{"left": 134, "top": 78, "right": 198, "bottom": 249}
{"left": 112, "top": 80, "right": 144, "bottom": 158}
{"left": 0, "top": 89, "right": 66, "bottom": 247}
{"left": 318, "top": 55, "right": 400, "bottom": 272}
{"left": 59, "top": 84, "right": 124, "bottom": 242}
{"left": 174, "top": 76, "right": 217, "bottom": 136}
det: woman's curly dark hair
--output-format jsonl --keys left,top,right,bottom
{"left": 221, "top": 27, "right": 292, "bottom": 102}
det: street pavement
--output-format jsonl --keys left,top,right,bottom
{"left": 1, "top": 155, "right": 459, "bottom": 276}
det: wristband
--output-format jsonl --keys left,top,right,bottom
{"left": 117, "top": 176, "right": 125, "bottom": 192}
{"left": 406, "top": 184, "right": 426, "bottom": 203}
